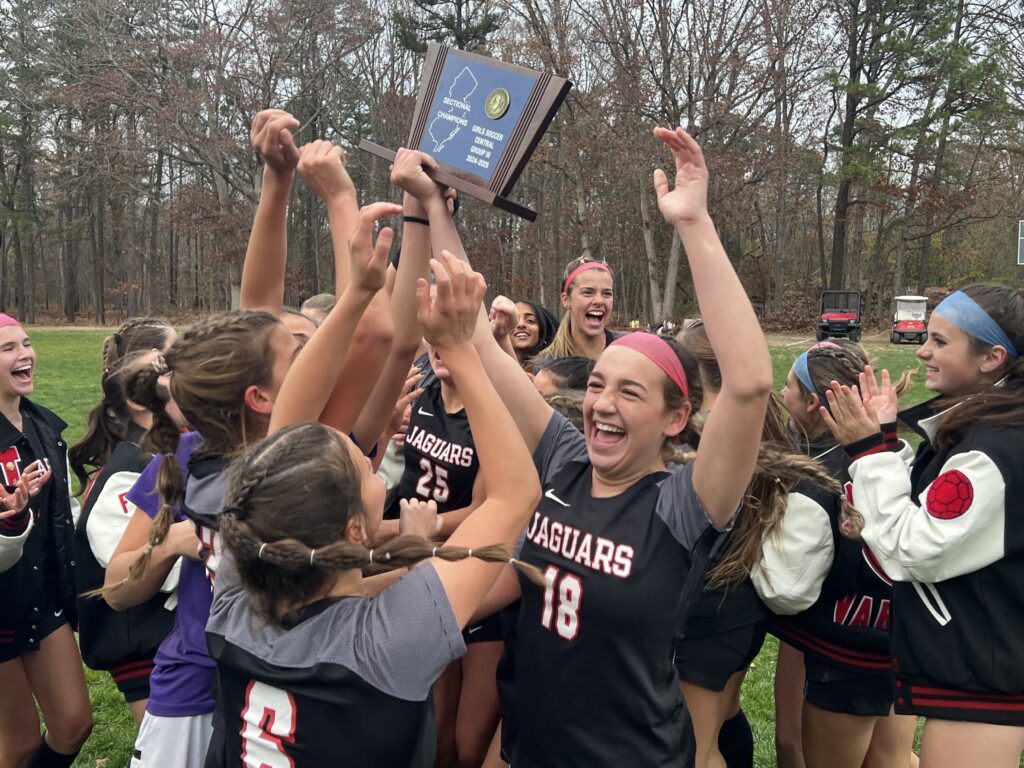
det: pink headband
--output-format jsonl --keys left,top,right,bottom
{"left": 0, "top": 314, "right": 21, "bottom": 329}
{"left": 609, "top": 332, "right": 689, "bottom": 398}
{"left": 563, "top": 262, "right": 612, "bottom": 294}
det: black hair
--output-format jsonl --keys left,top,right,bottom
{"left": 536, "top": 356, "right": 597, "bottom": 390}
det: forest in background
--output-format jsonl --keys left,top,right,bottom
{"left": 1, "top": 0, "right": 1023, "bottom": 328}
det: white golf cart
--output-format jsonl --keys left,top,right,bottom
{"left": 891, "top": 295, "right": 928, "bottom": 344}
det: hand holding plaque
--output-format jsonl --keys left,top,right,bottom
{"left": 389, "top": 148, "right": 444, "bottom": 204}
{"left": 360, "top": 44, "right": 572, "bottom": 222}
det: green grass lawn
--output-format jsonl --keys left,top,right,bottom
{"left": 24, "top": 328, "right": 931, "bottom": 768}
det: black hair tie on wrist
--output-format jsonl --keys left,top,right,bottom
{"left": 403, "top": 215, "right": 429, "bottom": 227}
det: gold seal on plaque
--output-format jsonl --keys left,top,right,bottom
{"left": 484, "top": 88, "right": 511, "bottom": 119}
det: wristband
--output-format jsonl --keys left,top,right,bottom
{"left": 880, "top": 421, "right": 900, "bottom": 450}
{"left": 403, "top": 215, "right": 429, "bottom": 227}
{"left": 844, "top": 432, "right": 888, "bottom": 462}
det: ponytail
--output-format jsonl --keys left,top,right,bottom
{"left": 95, "top": 355, "right": 184, "bottom": 598}
{"left": 220, "top": 514, "right": 544, "bottom": 623}
{"left": 706, "top": 394, "right": 850, "bottom": 588}
{"left": 101, "top": 318, "right": 174, "bottom": 374}
{"left": 69, "top": 349, "right": 157, "bottom": 492}
{"left": 215, "top": 422, "right": 545, "bottom": 624}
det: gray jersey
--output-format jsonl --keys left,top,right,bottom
{"left": 205, "top": 556, "right": 466, "bottom": 767}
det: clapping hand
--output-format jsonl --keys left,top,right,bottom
{"left": 251, "top": 109, "right": 300, "bottom": 175}
{"left": 858, "top": 365, "right": 898, "bottom": 425}
{"left": 0, "top": 460, "right": 51, "bottom": 521}
{"left": 819, "top": 381, "right": 881, "bottom": 446}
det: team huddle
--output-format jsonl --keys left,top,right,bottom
{"left": 0, "top": 109, "right": 1022, "bottom": 768}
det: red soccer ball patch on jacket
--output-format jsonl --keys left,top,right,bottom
{"left": 926, "top": 470, "right": 974, "bottom": 519}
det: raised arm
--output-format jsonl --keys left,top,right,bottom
{"left": 383, "top": 150, "right": 553, "bottom": 451}
{"left": 268, "top": 192, "right": 401, "bottom": 434}
{"left": 239, "top": 109, "right": 300, "bottom": 312}
{"left": 310, "top": 145, "right": 393, "bottom": 437}
{"left": 653, "top": 127, "right": 772, "bottom": 526}
{"left": 417, "top": 253, "right": 541, "bottom": 629}
{"left": 349, "top": 151, "right": 436, "bottom": 448}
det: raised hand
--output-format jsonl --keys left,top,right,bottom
{"left": 346, "top": 202, "right": 403, "bottom": 296}
{"left": 296, "top": 140, "right": 357, "bottom": 204}
{"left": 399, "top": 498, "right": 442, "bottom": 539}
{"left": 393, "top": 403, "right": 412, "bottom": 449}
{"left": 0, "top": 461, "right": 50, "bottom": 521}
{"left": 819, "top": 381, "right": 881, "bottom": 446}
{"left": 415, "top": 250, "right": 486, "bottom": 350}
{"left": 652, "top": 126, "right": 710, "bottom": 227}
{"left": 489, "top": 295, "right": 518, "bottom": 341}
{"left": 385, "top": 370, "right": 423, "bottom": 442}
{"left": 859, "top": 365, "right": 898, "bottom": 425}
{"left": 390, "top": 148, "right": 444, "bottom": 204}
{"left": 251, "top": 109, "right": 300, "bottom": 175}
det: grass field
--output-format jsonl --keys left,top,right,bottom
{"left": 23, "top": 327, "right": 931, "bottom": 768}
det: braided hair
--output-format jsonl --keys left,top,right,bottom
{"left": 101, "top": 310, "right": 284, "bottom": 596}
{"left": 221, "top": 423, "right": 544, "bottom": 624}
{"left": 101, "top": 318, "right": 174, "bottom": 375}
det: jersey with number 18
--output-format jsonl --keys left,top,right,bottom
{"left": 507, "top": 412, "right": 719, "bottom": 768}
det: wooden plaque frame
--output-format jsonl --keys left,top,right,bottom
{"left": 360, "top": 43, "right": 572, "bottom": 222}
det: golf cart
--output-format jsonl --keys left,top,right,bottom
{"left": 817, "top": 290, "right": 862, "bottom": 342}
{"left": 891, "top": 295, "right": 928, "bottom": 344}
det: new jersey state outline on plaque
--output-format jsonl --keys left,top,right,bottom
{"left": 428, "top": 67, "right": 479, "bottom": 153}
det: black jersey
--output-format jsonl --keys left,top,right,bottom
{"left": 387, "top": 382, "right": 478, "bottom": 519}
{"left": 508, "top": 413, "right": 717, "bottom": 768}
{"left": 205, "top": 555, "right": 465, "bottom": 767}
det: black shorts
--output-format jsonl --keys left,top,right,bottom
{"left": 463, "top": 613, "right": 503, "bottom": 644}
{"left": 0, "top": 592, "right": 70, "bottom": 664}
{"left": 674, "top": 621, "right": 767, "bottom": 691}
{"left": 804, "top": 657, "right": 893, "bottom": 717}
{"left": 109, "top": 659, "right": 155, "bottom": 703}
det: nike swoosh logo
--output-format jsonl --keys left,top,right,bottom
{"left": 53, "top": 608, "right": 63, "bottom": 618}
{"left": 544, "top": 489, "right": 570, "bottom": 507}
{"left": 467, "top": 625, "right": 483, "bottom": 634}
{"left": 417, "top": 408, "right": 434, "bottom": 417}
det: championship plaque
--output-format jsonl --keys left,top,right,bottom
{"left": 360, "top": 43, "right": 572, "bottom": 222}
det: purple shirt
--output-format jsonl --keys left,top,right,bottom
{"left": 125, "top": 431, "right": 215, "bottom": 717}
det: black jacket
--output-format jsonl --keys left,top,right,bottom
{"left": 0, "top": 398, "right": 78, "bottom": 624}
{"left": 75, "top": 424, "right": 176, "bottom": 671}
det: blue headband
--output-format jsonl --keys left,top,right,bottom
{"left": 793, "top": 352, "right": 816, "bottom": 396}
{"left": 792, "top": 341, "right": 842, "bottom": 401}
{"left": 934, "top": 291, "right": 1018, "bottom": 358}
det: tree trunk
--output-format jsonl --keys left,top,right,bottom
{"left": 638, "top": 176, "right": 663, "bottom": 322}
{"left": 662, "top": 232, "right": 682, "bottom": 322}
{"left": 92, "top": 191, "right": 106, "bottom": 325}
